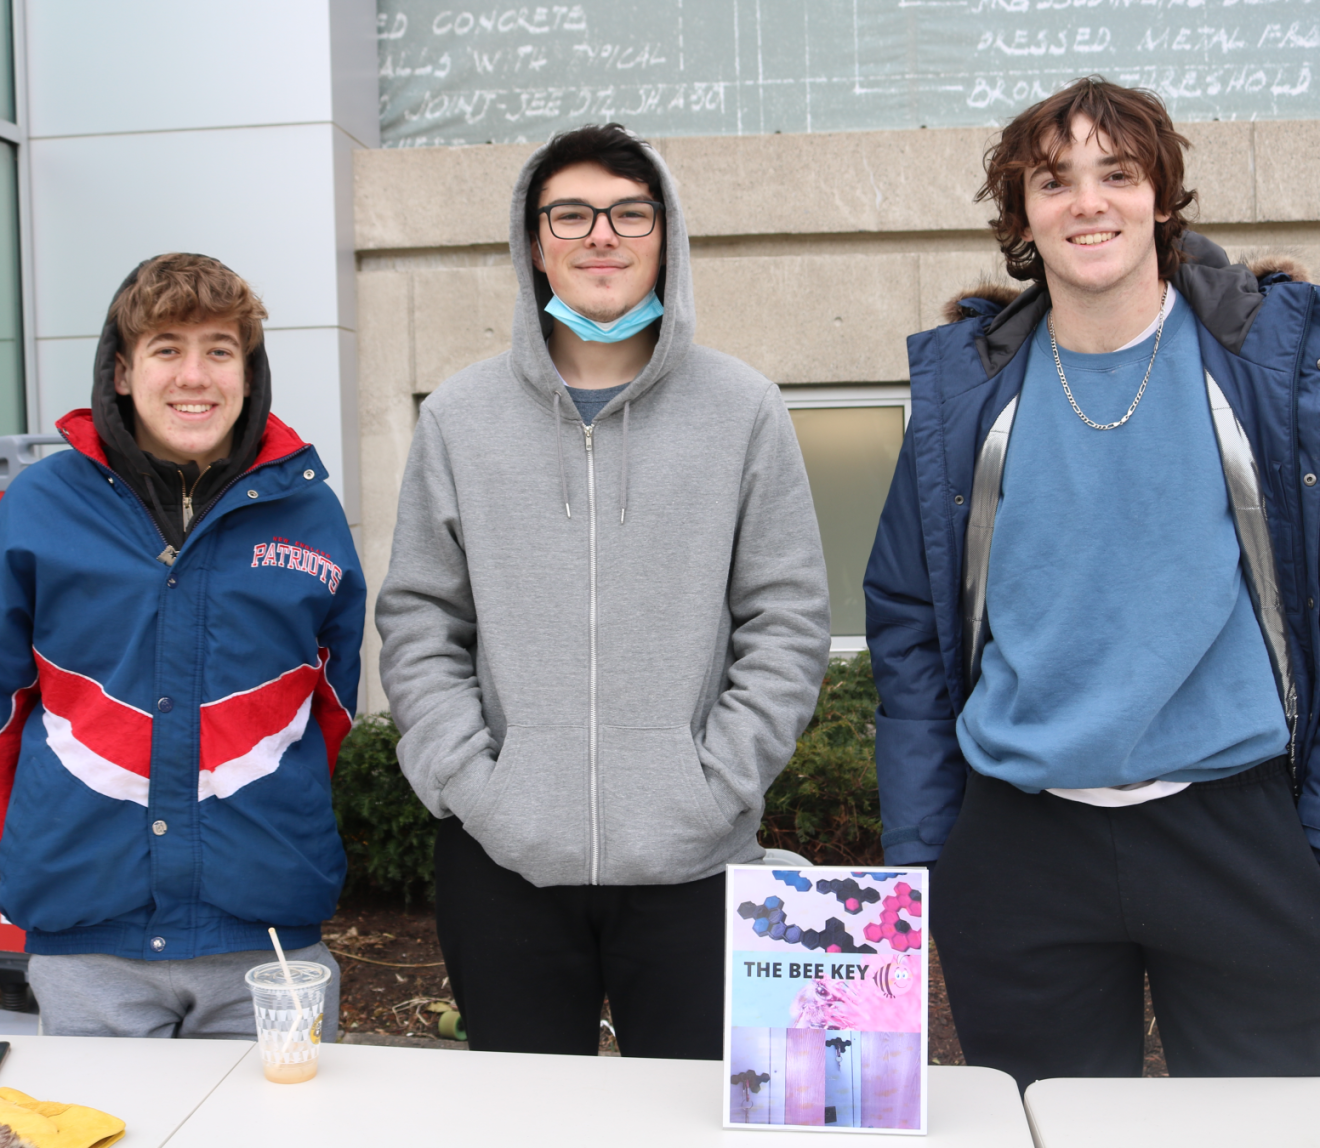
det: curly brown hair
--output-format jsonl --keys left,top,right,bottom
{"left": 110, "top": 253, "right": 268, "bottom": 356}
{"left": 977, "top": 76, "right": 1197, "bottom": 283}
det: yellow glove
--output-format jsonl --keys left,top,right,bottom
{"left": 0, "top": 1088, "right": 124, "bottom": 1148}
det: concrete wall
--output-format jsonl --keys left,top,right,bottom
{"left": 353, "top": 120, "right": 1320, "bottom": 712}
{"left": 24, "top": 0, "right": 378, "bottom": 528}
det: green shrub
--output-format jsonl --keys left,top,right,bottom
{"left": 758, "top": 653, "right": 883, "bottom": 866}
{"left": 333, "top": 713, "right": 434, "bottom": 905}
{"left": 333, "top": 654, "right": 882, "bottom": 900}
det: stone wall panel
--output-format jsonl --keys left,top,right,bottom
{"left": 412, "top": 265, "right": 519, "bottom": 392}
{"left": 692, "top": 253, "right": 918, "bottom": 382}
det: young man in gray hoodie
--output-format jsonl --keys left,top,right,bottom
{"left": 376, "top": 124, "right": 830, "bottom": 1059}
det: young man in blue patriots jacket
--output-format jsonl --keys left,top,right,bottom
{"left": 0, "top": 253, "right": 365, "bottom": 1038}
{"left": 866, "top": 78, "right": 1320, "bottom": 1087}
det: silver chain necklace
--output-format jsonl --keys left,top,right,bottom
{"left": 1048, "top": 284, "right": 1169, "bottom": 431}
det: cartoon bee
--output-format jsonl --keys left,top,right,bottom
{"left": 873, "top": 953, "right": 915, "bottom": 999}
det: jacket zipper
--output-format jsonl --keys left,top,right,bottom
{"left": 58, "top": 428, "right": 310, "bottom": 565}
{"left": 584, "top": 423, "right": 600, "bottom": 884}
{"left": 178, "top": 465, "right": 212, "bottom": 534}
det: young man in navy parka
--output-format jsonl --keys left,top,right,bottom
{"left": 0, "top": 254, "right": 365, "bottom": 1037}
{"left": 867, "top": 79, "right": 1320, "bottom": 1087}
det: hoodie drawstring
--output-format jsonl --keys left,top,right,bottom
{"left": 619, "top": 401, "right": 629, "bottom": 525}
{"left": 553, "top": 391, "right": 571, "bottom": 518}
{"left": 553, "top": 390, "right": 629, "bottom": 524}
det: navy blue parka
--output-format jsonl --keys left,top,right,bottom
{"left": 865, "top": 234, "right": 1320, "bottom": 865}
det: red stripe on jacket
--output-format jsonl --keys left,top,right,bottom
{"left": 311, "top": 647, "right": 352, "bottom": 774}
{"left": 35, "top": 651, "right": 153, "bottom": 776}
{"left": 200, "top": 648, "right": 351, "bottom": 777}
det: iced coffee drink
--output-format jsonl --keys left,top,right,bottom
{"left": 246, "top": 961, "right": 330, "bottom": 1084}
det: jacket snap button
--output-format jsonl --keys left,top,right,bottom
{"left": 953, "top": 494, "right": 965, "bottom": 505}
{"left": 247, "top": 489, "right": 259, "bottom": 499}
{"left": 303, "top": 469, "right": 315, "bottom": 480}
{"left": 1306, "top": 474, "right": 1318, "bottom": 487}
{"left": 1310, "top": 598, "right": 1316, "bottom": 610}
{"left": 150, "top": 936, "right": 166, "bottom": 952}
{"left": 152, "top": 820, "right": 167, "bottom": 836}
{"left": 157, "top": 697, "right": 173, "bottom": 713}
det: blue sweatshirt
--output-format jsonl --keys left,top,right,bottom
{"left": 956, "top": 293, "right": 1288, "bottom": 791}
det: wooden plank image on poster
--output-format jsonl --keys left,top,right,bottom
{"left": 723, "top": 865, "right": 927, "bottom": 1135}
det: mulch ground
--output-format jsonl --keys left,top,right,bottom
{"left": 326, "top": 896, "right": 621, "bottom": 1052}
{"left": 326, "top": 896, "right": 1167, "bottom": 1073}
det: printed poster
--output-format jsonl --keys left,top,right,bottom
{"left": 724, "top": 865, "right": 928, "bottom": 1135}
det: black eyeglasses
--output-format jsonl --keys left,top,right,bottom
{"left": 537, "top": 200, "right": 664, "bottom": 240}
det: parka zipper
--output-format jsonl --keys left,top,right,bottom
{"left": 584, "top": 423, "right": 600, "bottom": 884}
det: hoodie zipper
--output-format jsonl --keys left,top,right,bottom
{"left": 583, "top": 422, "right": 600, "bottom": 884}
{"left": 58, "top": 428, "right": 310, "bottom": 564}
{"left": 178, "top": 465, "right": 212, "bottom": 534}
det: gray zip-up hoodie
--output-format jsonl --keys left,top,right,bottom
{"left": 376, "top": 141, "right": 830, "bottom": 887}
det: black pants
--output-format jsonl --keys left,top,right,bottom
{"left": 433, "top": 816, "right": 725, "bottom": 1058}
{"left": 935, "top": 759, "right": 1320, "bottom": 1091}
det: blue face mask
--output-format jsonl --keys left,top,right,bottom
{"left": 545, "top": 289, "right": 664, "bottom": 344}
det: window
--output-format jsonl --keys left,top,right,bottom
{"left": 784, "top": 386, "right": 910, "bottom": 654}
{"left": 0, "top": 0, "right": 27, "bottom": 436}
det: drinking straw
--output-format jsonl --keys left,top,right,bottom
{"left": 269, "top": 926, "right": 306, "bottom": 1055}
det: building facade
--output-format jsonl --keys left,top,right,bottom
{"left": 352, "top": 122, "right": 1320, "bottom": 709}
{"left": 4, "top": 3, "right": 1320, "bottom": 711}
{"left": 14, "top": 0, "right": 377, "bottom": 537}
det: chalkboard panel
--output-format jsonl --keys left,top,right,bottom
{"left": 378, "top": 1, "right": 1320, "bottom": 148}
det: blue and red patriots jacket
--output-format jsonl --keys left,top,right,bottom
{"left": 0, "top": 409, "right": 365, "bottom": 959}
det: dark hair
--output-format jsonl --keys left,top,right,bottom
{"left": 977, "top": 76, "right": 1197, "bottom": 283}
{"left": 523, "top": 122, "right": 664, "bottom": 236}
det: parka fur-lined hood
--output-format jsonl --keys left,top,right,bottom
{"left": 941, "top": 232, "right": 1309, "bottom": 377}
{"left": 942, "top": 248, "right": 1310, "bottom": 326}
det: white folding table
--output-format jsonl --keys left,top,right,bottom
{"left": 164, "top": 1045, "right": 1033, "bottom": 1146}
{"left": 0, "top": 1034, "right": 252, "bottom": 1146}
{"left": 1024, "top": 1076, "right": 1320, "bottom": 1148}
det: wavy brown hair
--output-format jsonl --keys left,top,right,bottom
{"left": 977, "top": 76, "right": 1196, "bottom": 283}
{"left": 111, "top": 253, "right": 268, "bottom": 355}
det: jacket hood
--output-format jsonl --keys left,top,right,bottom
{"left": 507, "top": 140, "right": 695, "bottom": 421}
{"left": 91, "top": 258, "right": 273, "bottom": 487}
{"left": 943, "top": 233, "right": 1310, "bottom": 377}
{"left": 59, "top": 407, "right": 307, "bottom": 474}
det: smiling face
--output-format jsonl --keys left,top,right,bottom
{"left": 530, "top": 161, "right": 663, "bottom": 324}
{"left": 1022, "top": 114, "right": 1169, "bottom": 303}
{"left": 113, "top": 319, "right": 250, "bottom": 466}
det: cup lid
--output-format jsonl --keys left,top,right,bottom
{"left": 245, "top": 960, "right": 331, "bottom": 990}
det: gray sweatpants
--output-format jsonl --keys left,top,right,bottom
{"left": 27, "top": 942, "right": 340, "bottom": 1041}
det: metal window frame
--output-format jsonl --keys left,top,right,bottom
{"left": 780, "top": 383, "right": 912, "bottom": 657}
{"left": 4, "top": 0, "right": 31, "bottom": 434}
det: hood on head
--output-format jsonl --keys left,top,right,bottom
{"left": 91, "top": 256, "right": 272, "bottom": 484}
{"left": 507, "top": 136, "right": 695, "bottom": 416}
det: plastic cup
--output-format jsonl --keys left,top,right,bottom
{"left": 246, "top": 960, "right": 331, "bottom": 1083}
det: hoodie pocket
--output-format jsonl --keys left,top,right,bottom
{"left": 461, "top": 724, "right": 591, "bottom": 887}
{"left": 597, "top": 724, "right": 736, "bottom": 883}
